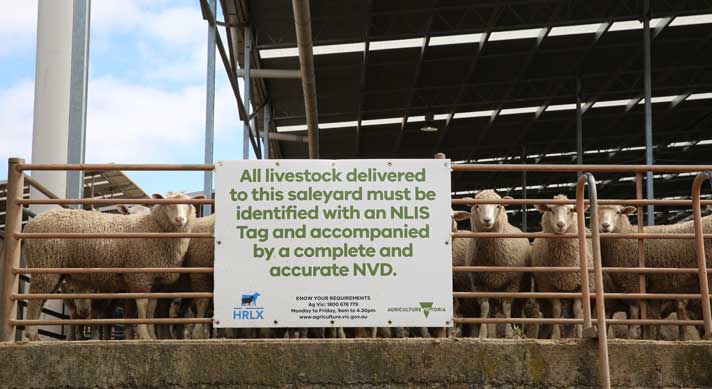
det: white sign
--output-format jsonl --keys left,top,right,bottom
{"left": 214, "top": 159, "right": 452, "bottom": 328}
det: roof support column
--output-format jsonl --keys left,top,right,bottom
{"left": 576, "top": 77, "right": 583, "bottom": 178}
{"left": 263, "top": 104, "right": 271, "bottom": 159}
{"left": 66, "top": 0, "right": 90, "bottom": 206}
{"left": 203, "top": 0, "right": 216, "bottom": 216}
{"left": 292, "top": 0, "right": 319, "bottom": 159}
{"left": 242, "top": 26, "right": 252, "bottom": 160}
{"left": 643, "top": 0, "right": 655, "bottom": 225}
{"left": 521, "top": 145, "right": 527, "bottom": 233}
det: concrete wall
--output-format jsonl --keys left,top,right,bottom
{"left": 1, "top": 339, "right": 711, "bottom": 388}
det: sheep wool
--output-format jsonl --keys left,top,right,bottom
{"left": 531, "top": 194, "right": 593, "bottom": 339}
{"left": 467, "top": 190, "right": 531, "bottom": 338}
{"left": 183, "top": 214, "right": 215, "bottom": 339}
{"left": 22, "top": 192, "right": 196, "bottom": 341}
{"left": 598, "top": 205, "right": 712, "bottom": 294}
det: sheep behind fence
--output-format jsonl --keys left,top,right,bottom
{"left": 4, "top": 159, "right": 712, "bottom": 389}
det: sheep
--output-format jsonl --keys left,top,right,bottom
{"left": 466, "top": 190, "right": 530, "bottom": 338}
{"left": 596, "top": 204, "right": 712, "bottom": 338}
{"left": 117, "top": 204, "right": 151, "bottom": 215}
{"left": 59, "top": 279, "right": 93, "bottom": 340}
{"left": 182, "top": 213, "right": 215, "bottom": 339}
{"left": 531, "top": 194, "right": 594, "bottom": 339}
{"left": 448, "top": 209, "right": 473, "bottom": 337}
{"left": 22, "top": 192, "right": 197, "bottom": 341}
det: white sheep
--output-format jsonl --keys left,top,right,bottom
{"left": 449, "top": 209, "right": 472, "bottom": 337}
{"left": 117, "top": 204, "right": 151, "bottom": 216}
{"left": 22, "top": 192, "right": 197, "bottom": 341}
{"left": 597, "top": 204, "right": 712, "bottom": 338}
{"left": 466, "top": 190, "right": 530, "bottom": 338}
{"left": 181, "top": 214, "right": 214, "bottom": 339}
{"left": 531, "top": 194, "right": 594, "bottom": 339}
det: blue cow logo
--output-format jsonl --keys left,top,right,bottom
{"left": 233, "top": 292, "right": 265, "bottom": 321}
{"left": 241, "top": 292, "right": 261, "bottom": 306}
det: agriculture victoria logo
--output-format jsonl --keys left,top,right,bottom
{"left": 233, "top": 291, "right": 265, "bottom": 320}
{"left": 386, "top": 301, "right": 446, "bottom": 318}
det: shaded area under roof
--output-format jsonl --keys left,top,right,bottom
{"left": 227, "top": 0, "right": 712, "bottom": 225}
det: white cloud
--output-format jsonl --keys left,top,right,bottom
{"left": 91, "top": 1, "right": 204, "bottom": 48}
{"left": 85, "top": 75, "right": 233, "bottom": 164}
{"left": 0, "top": 80, "right": 34, "bottom": 169}
{"left": 0, "top": 0, "right": 37, "bottom": 58}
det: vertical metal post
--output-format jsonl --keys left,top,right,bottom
{"left": 520, "top": 146, "right": 527, "bottom": 232}
{"left": 575, "top": 179, "right": 593, "bottom": 333}
{"left": 203, "top": 0, "right": 216, "bottom": 216}
{"left": 692, "top": 172, "right": 712, "bottom": 339}
{"left": 1, "top": 158, "right": 25, "bottom": 342}
{"left": 576, "top": 77, "right": 583, "bottom": 178}
{"left": 643, "top": 0, "right": 655, "bottom": 226}
{"left": 242, "top": 26, "right": 252, "bottom": 160}
{"left": 292, "top": 0, "right": 320, "bottom": 159}
{"left": 263, "top": 104, "right": 271, "bottom": 159}
{"left": 576, "top": 173, "right": 611, "bottom": 389}
{"left": 635, "top": 173, "right": 648, "bottom": 337}
{"left": 66, "top": 0, "right": 90, "bottom": 205}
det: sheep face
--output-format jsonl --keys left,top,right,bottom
{"left": 451, "top": 210, "right": 470, "bottom": 232}
{"left": 151, "top": 192, "right": 200, "bottom": 229}
{"left": 469, "top": 190, "right": 511, "bottom": 231}
{"left": 63, "top": 280, "right": 93, "bottom": 318}
{"left": 535, "top": 195, "right": 584, "bottom": 234}
{"left": 597, "top": 205, "right": 636, "bottom": 232}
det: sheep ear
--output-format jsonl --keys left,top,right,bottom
{"left": 151, "top": 193, "right": 165, "bottom": 199}
{"left": 534, "top": 203, "right": 548, "bottom": 213}
{"left": 117, "top": 205, "right": 130, "bottom": 215}
{"left": 193, "top": 194, "right": 207, "bottom": 200}
{"left": 621, "top": 206, "right": 637, "bottom": 215}
{"left": 452, "top": 210, "right": 471, "bottom": 222}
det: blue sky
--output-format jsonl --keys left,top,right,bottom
{"left": 0, "top": 0, "right": 253, "bottom": 195}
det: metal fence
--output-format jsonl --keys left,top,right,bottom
{"left": 2, "top": 158, "right": 712, "bottom": 389}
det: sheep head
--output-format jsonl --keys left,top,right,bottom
{"left": 469, "top": 190, "right": 511, "bottom": 231}
{"left": 535, "top": 194, "right": 586, "bottom": 235}
{"left": 597, "top": 204, "right": 636, "bottom": 233}
{"left": 62, "top": 279, "right": 93, "bottom": 319}
{"left": 151, "top": 192, "right": 203, "bottom": 230}
{"left": 117, "top": 204, "right": 152, "bottom": 215}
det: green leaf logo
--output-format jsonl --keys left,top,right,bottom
{"left": 419, "top": 302, "right": 433, "bottom": 318}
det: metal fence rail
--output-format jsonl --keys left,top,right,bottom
{"left": 4, "top": 158, "right": 712, "bottom": 389}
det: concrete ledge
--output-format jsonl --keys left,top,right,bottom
{"left": 1, "top": 338, "right": 712, "bottom": 388}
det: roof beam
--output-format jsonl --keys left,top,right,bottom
{"left": 669, "top": 91, "right": 693, "bottom": 110}
{"left": 355, "top": 0, "right": 373, "bottom": 156}
{"left": 535, "top": 11, "right": 674, "bottom": 161}
{"left": 355, "top": 42, "right": 370, "bottom": 156}
{"left": 393, "top": 41, "right": 429, "bottom": 155}
{"left": 227, "top": 0, "right": 283, "bottom": 158}
{"left": 393, "top": 1, "right": 437, "bottom": 156}
{"left": 220, "top": 0, "right": 238, "bottom": 80}
{"left": 236, "top": 69, "right": 301, "bottom": 79}
{"left": 625, "top": 96, "right": 643, "bottom": 112}
{"left": 463, "top": 24, "right": 555, "bottom": 162}
{"left": 201, "top": 0, "right": 262, "bottom": 159}
{"left": 292, "top": 0, "right": 320, "bottom": 159}
{"left": 431, "top": 25, "right": 495, "bottom": 154}
{"left": 652, "top": 16, "right": 674, "bottom": 39}
{"left": 481, "top": 19, "right": 614, "bottom": 175}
